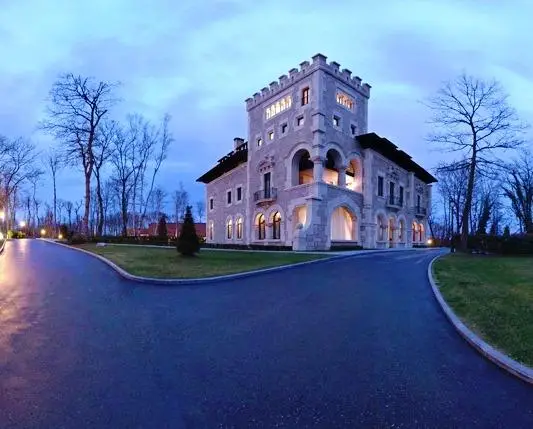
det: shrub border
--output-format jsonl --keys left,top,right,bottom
{"left": 428, "top": 254, "right": 533, "bottom": 385}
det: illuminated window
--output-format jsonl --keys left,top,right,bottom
{"left": 272, "top": 212, "right": 281, "bottom": 239}
{"left": 226, "top": 219, "right": 233, "bottom": 239}
{"left": 257, "top": 214, "right": 266, "bottom": 240}
{"left": 257, "top": 138, "right": 263, "bottom": 147}
{"left": 268, "top": 131, "right": 274, "bottom": 140}
{"left": 265, "top": 96, "right": 292, "bottom": 120}
{"left": 302, "top": 87, "right": 309, "bottom": 105}
{"left": 236, "top": 217, "right": 243, "bottom": 239}
{"left": 336, "top": 92, "right": 354, "bottom": 110}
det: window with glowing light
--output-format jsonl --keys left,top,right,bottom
{"left": 265, "top": 96, "right": 292, "bottom": 120}
{"left": 336, "top": 92, "right": 354, "bottom": 110}
{"left": 236, "top": 217, "right": 243, "bottom": 239}
{"left": 226, "top": 219, "right": 233, "bottom": 239}
{"left": 272, "top": 212, "right": 281, "bottom": 239}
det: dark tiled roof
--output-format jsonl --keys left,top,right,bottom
{"left": 357, "top": 133, "right": 437, "bottom": 184}
{"left": 196, "top": 142, "right": 248, "bottom": 184}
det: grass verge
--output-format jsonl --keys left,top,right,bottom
{"left": 433, "top": 253, "right": 533, "bottom": 367}
{"left": 75, "top": 243, "right": 329, "bottom": 279}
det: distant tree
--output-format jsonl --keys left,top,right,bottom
{"left": 177, "top": 205, "right": 199, "bottom": 256}
{"left": 476, "top": 194, "right": 492, "bottom": 235}
{"left": 41, "top": 73, "right": 118, "bottom": 237}
{"left": 44, "top": 148, "right": 61, "bottom": 234}
{"left": 426, "top": 73, "right": 526, "bottom": 250}
{"left": 157, "top": 215, "right": 168, "bottom": 240}
{"left": 502, "top": 150, "right": 533, "bottom": 234}
{"left": 503, "top": 225, "right": 511, "bottom": 236}
{"left": 172, "top": 182, "right": 189, "bottom": 237}
{"left": 196, "top": 200, "right": 205, "bottom": 223}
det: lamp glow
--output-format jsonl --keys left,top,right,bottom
{"left": 0, "top": 211, "right": 5, "bottom": 221}
{"left": 427, "top": 238, "right": 433, "bottom": 245}
{"left": 19, "top": 220, "right": 26, "bottom": 228}
{"left": 58, "top": 234, "right": 63, "bottom": 240}
{"left": 40, "top": 229, "right": 46, "bottom": 236}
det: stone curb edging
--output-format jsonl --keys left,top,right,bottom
{"left": 428, "top": 254, "right": 533, "bottom": 386}
{"left": 43, "top": 239, "right": 371, "bottom": 286}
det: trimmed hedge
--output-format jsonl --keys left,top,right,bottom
{"left": 202, "top": 242, "right": 293, "bottom": 251}
{"left": 467, "top": 234, "right": 533, "bottom": 255}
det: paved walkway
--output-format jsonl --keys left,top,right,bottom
{"left": 1, "top": 239, "right": 533, "bottom": 428}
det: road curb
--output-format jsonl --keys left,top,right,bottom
{"left": 42, "top": 239, "right": 371, "bottom": 286}
{"left": 428, "top": 254, "right": 533, "bottom": 386}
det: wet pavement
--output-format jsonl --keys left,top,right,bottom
{"left": 1, "top": 239, "right": 532, "bottom": 428}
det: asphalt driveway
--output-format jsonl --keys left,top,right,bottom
{"left": 1, "top": 239, "right": 532, "bottom": 428}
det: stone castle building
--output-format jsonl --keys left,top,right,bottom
{"left": 197, "top": 54, "right": 436, "bottom": 250}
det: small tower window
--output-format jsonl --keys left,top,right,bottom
{"left": 301, "top": 87, "right": 309, "bottom": 106}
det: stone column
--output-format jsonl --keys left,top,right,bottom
{"left": 312, "top": 156, "right": 324, "bottom": 183}
{"left": 337, "top": 165, "right": 346, "bottom": 188}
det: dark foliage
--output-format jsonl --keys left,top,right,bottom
{"left": 177, "top": 206, "right": 200, "bottom": 256}
{"left": 467, "top": 234, "right": 533, "bottom": 255}
{"left": 157, "top": 215, "right": 168, "bottom": 240}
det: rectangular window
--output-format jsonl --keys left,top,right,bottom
{"left": 281, "top": 123, "right": 288, "bottom": 134}
{"left": 389, "top": 182, "right": 395, "bottom": 204}
{"left": 227, "top": 191, "right": 232, "bottom": 205}
{"left": 257, "top": 138, "right": 263, "bottom": 147}
{"left": 351, "top": 124, "right": 356, "bottom": 135}
{"left": 264, "top": 172, "right": 271, "bottom": 197}
{"left": 377, "top": 176, "right": 384, "bottom": 197}
{"left": 237, "top": 186, "right": 242, "bottom": 201}
{"left": 268, "top": 131, "right": 274, "bottom": 140}
{"left": 399, "top": 186, "right": 404, "bottom": 206}
{"left": 209, "top": 198, "right": 214, "bottom": 210}
{"left": 301, "top": 87, "right": 309, "bottom": 105}
{"left": 336, "top": 92, "right": 354, "bottom": 110}
{"left": 296, "top": 116, "right": 304, "bottom": 126}
{"left": 417, "top": 194, "right": 421, "bottom": 208}
{"left": 333, "top": 115, "right": 340, "bottom": 127}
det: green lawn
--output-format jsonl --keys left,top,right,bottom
{"left": 76, "top": 244, "right": 329, "bottom": 279}
{"left": 433, "top": 254, "right": 533, "bottom": 367}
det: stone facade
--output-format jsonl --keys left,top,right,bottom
{"left": 198, "top": 54, "right": 436, "bottom": 250}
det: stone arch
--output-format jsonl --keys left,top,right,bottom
{"left": 376, "top": 210, "right": 388, "bottom": 243}
{"left": 326, "top": 195, "right": 361, "bottom": 244}
{"left": 388, "top": 213, "right": 397, "bottom": 244}
{"left": 323, "top": 142, "right": 347, "bottom": 166}
{"left": 253, "top": 210, "right": 267, "bottom": 241}
{"left": 397, "top": 215, "right": 407, "bottom": 243}
{"left": 323, "top": 147, "right": 344, "bottom": 186}
{"left": 266, "top": 205, "right": 285, "bottom": 241}
{"left": 344, "top": 153, "right": 363, "bottom": 193}
{"left": 235, "top": 213, "right": 244, "bottom": 240}
{"left": 287, "top": 142, "right": 313, "bottom": 187}
{"left": 225, "top": 215, "right": 233, "bottom": 240}
{"left": 412, "top": 221, "right": 419, "bottom": 243}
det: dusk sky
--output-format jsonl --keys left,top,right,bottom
{"left": 1, "top": 0, "right": 532, "bottom": 210}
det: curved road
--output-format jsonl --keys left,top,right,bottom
{"left": 1, "top": 240, "right": 533, "bottom": 428}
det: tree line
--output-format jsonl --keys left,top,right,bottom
{"left": 0, "top": 73, "right": 205, "bottom": 238}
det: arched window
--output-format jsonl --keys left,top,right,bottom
{"left": 226, "top": 219, "right": 233, "bottom": 240}
{"left": 412, "top": 222, "right": 418, "bottom": 243}
{"left": 236, "top": 217, "right": 243, "bottom": 240}
{"left": 208, "top": 221, "right": 214, "bottom": 241}
{"left": 399, "top": 220, "right": 405, "bottom": 242}
{"left": 257, "top": 214, "right": 266, "bottom": 240}
{"left": 419, "top": 224, "right": 425, "bottom": 243}
{"left": 378, "top": 215, "right": 387, "bottom": 241}
{"left": 272, "top": 212, "right": 281, "bottom": 239}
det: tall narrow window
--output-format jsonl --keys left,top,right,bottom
{"left": 263, "top": 172, "right": 271, "bottom": 198}
{"left": 333, "top": 115, "right": 340, "bottom": 127}
{"left": 268, "top": 131, "right": 274, "bottom": 140}
{"left": 389, "top": 182, "right": 395, "bottom": 205}
{"left": 351, "top": 124, "right": 356, "bottom": 135}
{"left": 209, "top": 198, "right": 214, "bottom": 210}
{"left": 208, "top": 221, "right": 214, "bottom": 240}
{"left": 257, "top": 214, "right": 266, "bottom": 240}
{"left": 417, "top": 194, "right": 421, "bottom": 209}
{"left": 301, "top": 87, "right": 309, "bottom": 106}
{"left": 399, "top": 186, "right": 404, "bottom": 206}
{"left": 257, "top": 138, "right": 263, "bottom": 147}
{"left": 377, "top": 176, "right": 384, "bottom": 197}
{"left": 236, "top": 217, "right": 243, "bottom": 239}
{"left": 226, "top": 219, "right": 233, "bottom": 239}
{"left": 237, "top": 187, "right": 242, "bottom": 201}
{"left": 227, "top": 191, "right": 232, "bottom": 205}
{"left": 272, "top": 212, "right": 281, "bottom": 239}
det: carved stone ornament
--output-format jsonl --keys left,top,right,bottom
{"left": 258, "top": 155, "right": 275, "bottom": 173}
{"left": 387, "top": 165, "right": 400, "bottom": 181}
{"left": 415, "top": 183, "right": 424, "bottom": 194}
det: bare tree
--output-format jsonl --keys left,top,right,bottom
{"left": 93, "top": 120, "right": 115, "bottom": 236}
{"left": 0, "top": 137, "right": 40, "bottom": 230}
{"left": 503, "top": 150, "right": 533, "bottom": 233}
{"left": 172, "top": 183, "right": 189, "bottom": 238}
{"left": 196, "top": 200, "right": 205, "bottom": 223}
{"left": 64, "top": 201, "right": 74, "bottom": 228}
{"left": 44, "top": 148, "right": 61, "bottom": 234}
{"left": 426, "top": 73, "right": 526, "bottom": 249}
{"left": 41, "top": 73, "right": 118, "bottom": 237}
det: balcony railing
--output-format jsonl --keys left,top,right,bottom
{"left": 254, "top": 188, "right": 277, "bottom": 203}
{"left": 415, "top": 206, "right": 427, "bottom": 216}
{"left": 386, "top": 195, "right": 403, "bottom": 208}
